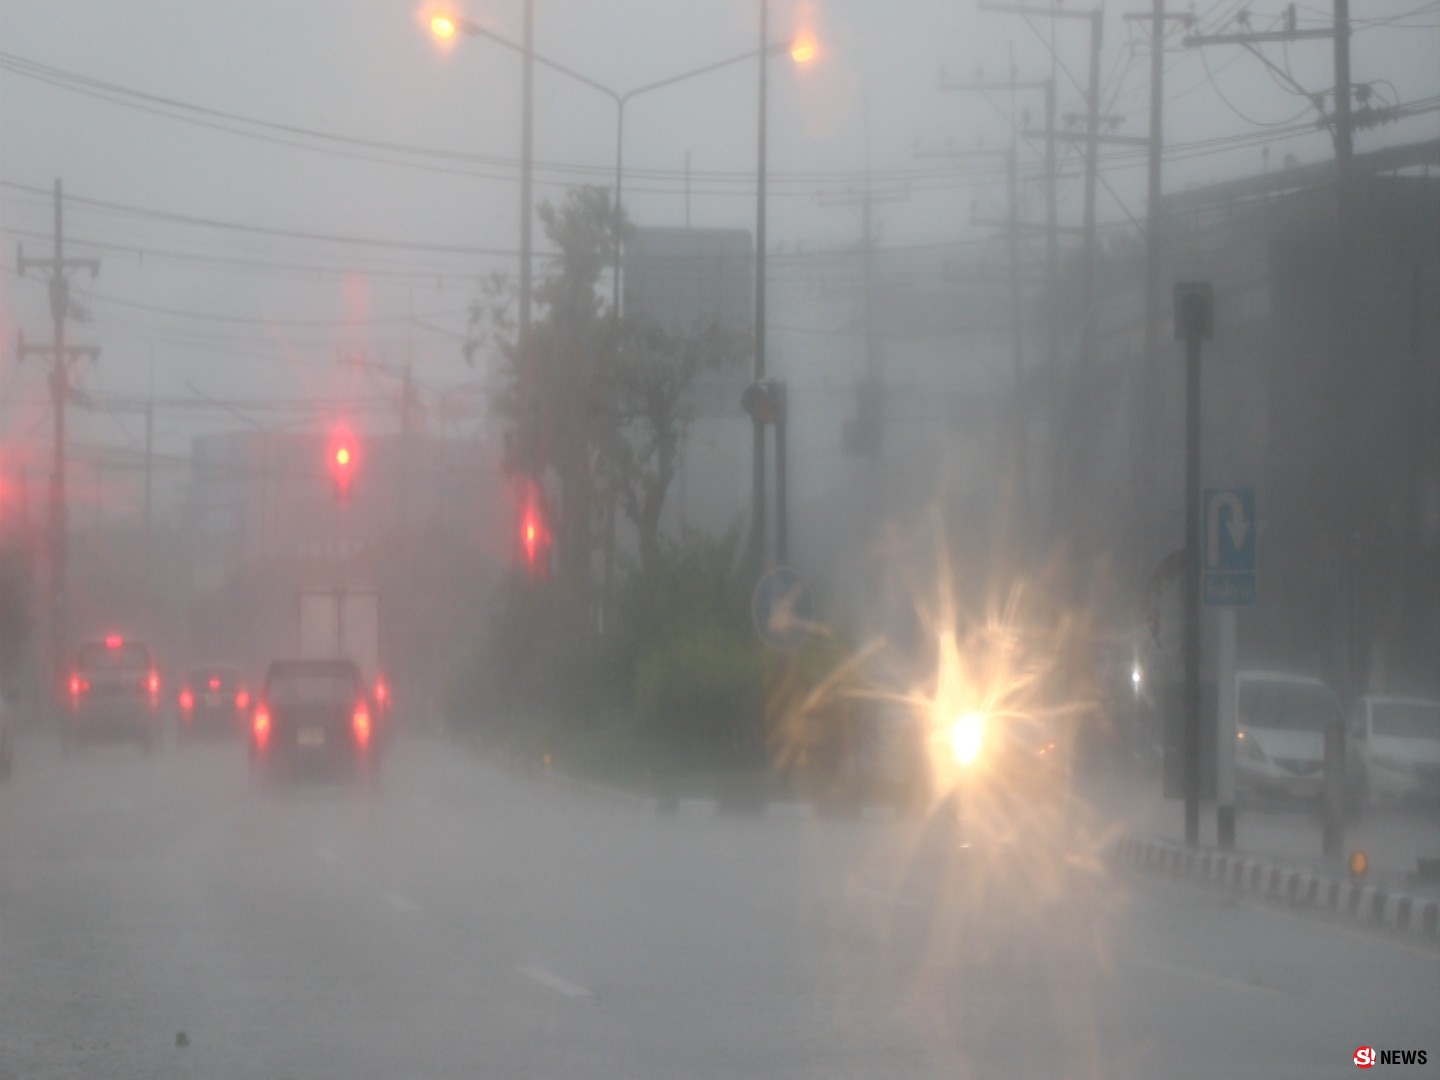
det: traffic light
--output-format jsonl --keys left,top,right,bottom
{"left": 328, "top": 427, "right": 358, "bottom": 503}
{"left": 516, "top": 480, "right": 551, "bottom": 580}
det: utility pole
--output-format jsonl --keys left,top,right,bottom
{"left": 940, "top": 70, "right": 1061, "bottom": 544}
{"left": 1122, "top": 3, "right": 1193, "bottom": 550}
{"left": 15, "top": 179, "right": 100, "bottom": 702}
{"left": 979, "top": 4, "right": 1110, "bottom": 538}
{"left": 1184, "top": 4, "right": 1356, "bottom": 846}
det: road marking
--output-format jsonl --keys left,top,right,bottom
{"left": 517, "top": 964, "right": 592, "bottom": 998}
{"left": 380, "top": 891, "right": 423, "bottom": 915}
{"left": 1134, "top": 957, "right": 1283, "bottom": 996}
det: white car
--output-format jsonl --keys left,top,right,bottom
{"left": 1352, "top": 696, "right": 1440, "bottom": 804}
{"left": 1234, "top": 671, "right": 1347, "bottom": 803}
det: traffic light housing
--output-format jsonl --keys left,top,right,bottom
{"left": 329, "top": 428, "right": 359, "bottom": 503}
{"left": 741, "top": 378, "right": 783, "bottom": 425}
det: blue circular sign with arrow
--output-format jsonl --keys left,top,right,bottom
{"left": 752, "top": 565, "right": 815, "bottom": 651}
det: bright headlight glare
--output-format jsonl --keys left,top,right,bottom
{"left": 949, "top": 711, "right": 985, "bottom": 767}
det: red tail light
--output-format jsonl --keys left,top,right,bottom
{"left": 147, "top": 671, "right": 160, "bottom": 696}
{"left": 208, "top": 677, "right": 221, "bottom": 691}
{"left": 235, "top": 689, "right": 251, "bottom": 711}
{"left": 253, "top": 704, "right": 271, "bottom": 749}
{"left": 69, "top": 673, "right": 88, "bottom": 697}
{"left": 352, "top": 701, "right": 372, "bottom": 749}
{"left": 179, "top": 688, "right": 194, "bottom": 712}
{"left": 374, "top": 678, "right": 389, "bottom": 706}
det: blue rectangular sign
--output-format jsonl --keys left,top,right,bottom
{"left": 1204, "top": 572, "right": 1256, "bottom": 606}
{"left": 1204, "top": 487, "right": 1256, "bottom": 573}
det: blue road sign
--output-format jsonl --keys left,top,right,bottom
{"left": 1204, "top": 487, "right": 1256, "bottom": 605}
{"left": 752, "top": 565, "right": 814, "bottom": 651}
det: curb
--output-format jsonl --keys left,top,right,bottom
{"left": 1110, "top": 834, "right": 1440, "bottom": 940}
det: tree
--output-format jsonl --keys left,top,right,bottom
{"left": 468, "top": 184, "right": 748, "bottom": 597}
{"left": 602, "top": 317, "right": 749, "bottom": 574}
{"left": 467, "top": 186, "right": 623, "bottom": 603}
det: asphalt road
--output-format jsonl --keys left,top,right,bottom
{"left": 2, "top": 730, "right": 1436, "bottom": 1080}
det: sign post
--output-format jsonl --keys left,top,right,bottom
{"left": 1203, "top": 484, "right": 1256, "bottom": 851}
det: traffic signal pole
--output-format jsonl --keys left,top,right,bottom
{"left": 1175, "top": 282, "right": 1213, "bottom": 847}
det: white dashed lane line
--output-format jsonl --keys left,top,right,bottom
{"left": 380, "top": 891, "right": 424, "bottom": 915}
{"left": 517, "top": 964, "right": 593, "bottom": 998}
{"left": 1132, "top": 957, "right": 1284, "bottom": 996}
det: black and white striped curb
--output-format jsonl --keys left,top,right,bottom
{"left": 1110, "top": 834, "right": 1440, "bottom": 939}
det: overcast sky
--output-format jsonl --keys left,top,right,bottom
{"left": 1, "top": 0, "right": 1436, "bottom": 466}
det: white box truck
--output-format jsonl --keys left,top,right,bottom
{"left": 298, "top": 586, "right": 390, "bottom": 724}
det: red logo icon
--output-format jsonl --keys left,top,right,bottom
{"left": 1355, "top": 1046, "right": 1376, "bottom": 1069}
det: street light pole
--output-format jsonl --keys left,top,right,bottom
{"left": 519, "top": 0, "right": 534, "bottom": 344}
{"left": 751, "top": 0, "right": 769, "bottom": 572}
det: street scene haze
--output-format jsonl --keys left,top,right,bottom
{"left": 1, "top": 1, "right": 1437, "bottom": 1077}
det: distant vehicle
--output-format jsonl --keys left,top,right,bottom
{"left": 298, "top": 586, "right": 391, "bottom": 736}
{"left": 249, "top": 658, "right": 378, "bottom": 783}
{"left": 1234, "top": 671, "right": 1357, "bottom": 804}
{"left": 63, "top": 635, "right": 162, "bottom": 751}
{"left": 1351, "top": 695, "right": 1440, "bottom": 805}
{"left": 177, "top": 663, "right": 251, "bottom": 740}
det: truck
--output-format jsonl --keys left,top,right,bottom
{"left": 298, "top": 586, "right": 391, "bottom": 730}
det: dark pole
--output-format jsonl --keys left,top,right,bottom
{"left": 1142, "top": 0, "right": 1165, "bottom": 541}
{"left": 751, "top": 0, "right": 769, "bottom": 572}
{"left": 612, "top": 100, "right": 626, "bottom": 317}
{"left": 1177, "top": 284, "right": 1212, "bottom": 848}
{"left": 49, "top": 181, "right": 68, "bottom": 700}
{"left": 775, "top": 381, "right": 788, "bottom": 565}
{"left": 1183, "top": 327, "right": 1201, "bottom": 846}
{"left": 519, "top": 0, "right": 534, "bottom": 344}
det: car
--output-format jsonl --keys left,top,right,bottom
{"left": 1351, "top": 695, "right": 1440, "bottom": 805}
{"left": 1234, "top": 671, "right": 1353, "bottom": 804}
{"left": 249, "top": 658, "right": 379, "bottom": 783}
{"left": 63, "top": 635, "right": 163, "bottom": 751}
{"left": 176, "top": 663, "right": 251, "bottom": 740}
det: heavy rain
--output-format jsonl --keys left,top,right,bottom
{"left": 1, "top": 2, "right": 1437, "bottom": 1077}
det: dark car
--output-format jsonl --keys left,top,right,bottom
{"left": 177, "top": 664, "right": 251, "bottom": 740}
{"left": 249, "top": 658, "right": 378, "bottom": 783}
{"left": 63, "top": 636, "right": 162, "bottom": 751}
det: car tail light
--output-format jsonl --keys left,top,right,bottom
{"left": 208, "top": 677, "right": 221, "bottom": 691}
{"left": 235, "top": 688, "right": 250, "bottom": 711}
{"left": 179, "top": 688, "right": 194, "bottom": 712}
{"left": 147, "top": 671, "right": 160, "bottom": 695}
{"left": 352, "top": 701, "right": 372, "bottom": 749}
{"left": 253, "top": 704, "right": 272, "bottom": 749}
{"left": 374, "top": 678, "right": 389, "bottom": 707}
{"left": 69, "top": 673, "right": 88, "bottom": 697}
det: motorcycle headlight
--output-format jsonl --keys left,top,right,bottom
{"left": 948, "top": 712, "right": 986, "bottom": 767}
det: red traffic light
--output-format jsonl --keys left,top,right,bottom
{"left": 516, "top": 479, "right": 551, "bottom": 580}
{"left": 328, "top": 427, "right": 359, "bottom": 501}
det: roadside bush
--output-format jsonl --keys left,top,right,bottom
{"left": 444, "top": 571, "right": 604, "bottom": 739}
{"left": 633, "top": 622, "right": 767, "bottom": 763}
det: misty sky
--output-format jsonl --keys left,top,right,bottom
{"left": 1, "top": 0, "right": 1436, "bottom": 473}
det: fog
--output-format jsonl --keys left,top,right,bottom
{"left": 2, "top": 2, "right": 1439, "bottom": 1077}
